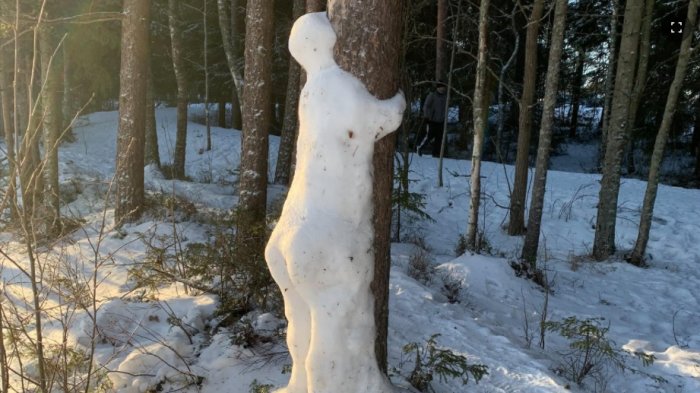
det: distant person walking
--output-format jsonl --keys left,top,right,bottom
{"left": 417, "top": 81, "right": 448, "bottom": 157}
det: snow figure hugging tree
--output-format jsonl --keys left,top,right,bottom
{"left": 265, "top": 11, "right": 406, "bottom": 393}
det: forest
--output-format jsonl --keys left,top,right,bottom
{"left": 0, "top": 0, "right": 699, "bottom": 392}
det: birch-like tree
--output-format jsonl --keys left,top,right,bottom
{"left": 630, "top": 0, "right": 698, "bottom": 265}
{"left": 466, "top": 0, "right": 490, "bottom": 251}
{"left": 521, "top": 0, "right": 568, "bottom": 263}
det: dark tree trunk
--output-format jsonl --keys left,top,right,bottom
{"left": 274, "top": 0, "right": 304, "bottom": 185}
{"left": 236, "top": 0, "right": 274, "bottom": 298}
{"left": 307, "top": 0, "right": 326, "bottom": 11}
{"left": 328, "top": 0, "right": 404, "bottom": 373}
{"left": 436, "top": 0, "right": 447, "bottom": 81}
{"left": 218, "top": 0, "right": 244, "bottom": 128}
{"left": 508, "top": 0, "right": 544, "bottom": 236}
{"left": 569, "top": 48, "right": 584, "bottom": 139}
{"left": 593, "top": 0, "right": 644, "bottom": 260}
{"left": 521, "top": 0, "right": 568, "bottom": 263}
{"left": 599, "top": 0, "right": 619, "bottom": 170}
{"left": 145, "top": 55, "right": 160, "bottom": 167}
{"left": 218, "top": 96, "right": 226, "bottom": 127}
{"left": 114, "top": 0, "right": 149, "bottom": 225}
{"left": 169, "top": 0, "right": 188, "bottom": 179}
{"left": 630, "top": 0, "right": 697, "bottom": 265}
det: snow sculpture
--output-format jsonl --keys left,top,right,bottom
{"left": 265, "top": 12, "right": 406, "bottom": 393}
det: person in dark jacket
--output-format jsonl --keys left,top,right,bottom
{"left": 417, "top": 81, "right": 448, "bottom": 157}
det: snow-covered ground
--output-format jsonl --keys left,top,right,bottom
{"left": 0, "top": 107, "right": 699, "bottom": 393}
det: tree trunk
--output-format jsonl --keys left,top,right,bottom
{"left": 599, "top": 0, "right": 619, "bottom": 169}
{"left": 39, "top": 21, "right": 62, "bottom": 233}
{"left": 466, "top": 0, "right": 490, "bottom": 251}
{"left": 236, "top": 0, "right": 274, "bottom": 298}
{"left": 0, "top": 47, "right": 17, "bottom": 219}
{"left": 274, "top": 0, "right": 304, "bottom": 185}
{"left": 218, "top": 96, "right": 227, "bottom": 127}
{"left": 521, "top": 0, "right": 567, "bottom": 264}
{"left": 328, "top": 0, "right": 404, "bottom": 373}
{"left": 114, "top": 0, "right": 149, "bottom": 225}
{"left": 307, "top": 0, "right": 326, "bottom": 11}
{"left": 623, "top": 0, "right": 654, "bottom": 176}
{"left": 694, "top": 99, "right": 700, "bottom": 179}
{"left": 629, "top": 0, "right": 697, "bottom": 265}
{"left": 436, "top": 0, "right": 447, "bottom": 81}
{"left": 19, "top": 46, "right": 44, "bottom": 221}
{"left": 218, "top": 0, "right": 244, "bottom": 120}
{"left": 204, "top": 0, "right": 212, "bottom": 152}
{"left": 508, "top": 0, "right": 544, "bottom": 236}
{"left": 592, "top": 0, "right": 644, "bottom": 260}
{"left": 145, "top": 54, "right": 160, "bottom": 167}
{"left": 569, "top": 48, "right": 584, "bottom": 139}
{"left": 169, "top": 0, "right": 188, "bottom": 179}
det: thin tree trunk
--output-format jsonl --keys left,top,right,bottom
{"left": 438, "top": 4, "right": 459, "bottom": 187}
{"left": 204, "top": 0, "right": 212, "bottom": 151}
{"left": 694, "top": 99, "right": 700, "bottom": 179}
{"left": 569, "top": 48, "right": 584, "bottom": 139}
{"left": 508, "top": 0, "right": 544, "bottom": 236}
{"left": 61, "top": 40, "right": 75, "bottom": 141}
{"left": 218, "top": 96, "right": 226, "bottom": 127}
{"left": 217, "top": 0, "right": 244, "bottom": 117}
{"left": 630, "top": 0, "right": 697, "bottom": 265}
{"left": 466, "top": 0, "right": 490, "bottom": 251}
{"left": 495, "top": 8, "right": 519, "bottom": 163}
{"left": 0, "top": 47, "right": 17, "bottom": 219}
{"left": 623, "top": 0, "right": 654, "bottom": 175}
{"left": 114, "top": 0, "right": 149, "bottom": 225}
{"left": 593, "top": 0, "right": 645, "bottom": 260}
{"left": 436, "top": 0, "right": 447, "bottom": 81}
{"left": 521, "top": 0, "right": 567, "bottom": 264}
{"left": 169, "top": 0, "right": 188, "bottom": 179}
{"left": 39, "top": 20, "right": 62, "bottom": 234}
{"left": 145, "top": 54, "right": 160, "bottom": 167}
{"left": 329, "top": 0, "right": 404, "bottom": 373}
{"left": 599, "top": 0, "right": 619, "bottom": 169}
{"left": 274, "top": 0, "right": 304, "bottom": 185}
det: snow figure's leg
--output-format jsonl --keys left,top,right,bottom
{"left": 305, "top": 288, "right": 394, "bottom": 393}
{"left": 370, "top": 91, "right": 406, "bottom": 141}
{"left": 265, "top": 244, "right": 311, "bottom": 393}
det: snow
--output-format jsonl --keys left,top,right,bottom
{"left": 1, "top": 45, "right": 699, "bottom": 393}
{"left": 265, "top": 12, "right": 405, "bottom": 393}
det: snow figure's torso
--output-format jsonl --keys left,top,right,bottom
{"left": 264, "top": 11, "right": 405, "bottom": 393}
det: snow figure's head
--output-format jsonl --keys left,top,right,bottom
{"left": 289, "top": 12, "right": 336, "bottom": 73}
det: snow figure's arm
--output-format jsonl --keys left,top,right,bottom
{"left": 367, "top": 90, "right": 406, "bottom": 141}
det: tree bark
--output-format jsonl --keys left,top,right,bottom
{"left": 328, "top": 0, "right": 404, "bottom": 373}
{"left": 236, "top": 0, "right": 274, "bottom": 290}
{"left": 599, "top": 0, "right": 619, "bottom": 169}
{"left": 436, "top": 0, "right": 447, "bottom": 81}
{"left": 592, "top": 0, "right": 645, "bottom": 260}
{"left": 508, "top": 0, "right": 544, "bottom": 236}
{"left": 114, "top": 0, "right": 149, "bottom": 225}
{"left": 218, "top": 0, "right": 244, "bottom": 122}
{"left": 168, "top": 0, "right": 188, "bottom": 179}
{"left": 521, "top": 0, "right": 567, "bottom": 263}
{"left": 569, "top": 48, "right": 584, "bottom": 139}
{"left": 694, "top": 99, "right": 700, "bottom": 179}
{"left": 307, "top": 0, "right": 326, "bottom": 11}
{"left": 39, "top": 20, "right": 62, "bottom": 234}
{"left": 466, "top": 0, "right": 490, "bottom": 250}
{"left": 629, "top": 0, "right": 697, "bottom": 265}
{"left": 0, "top": 46, "right": 17, "bottom": 219}
{"left": 145, "top": 54, "right": 160, "bottom": 167}
{"left": 274, "top": 0, "right": 304, "bottom": 185}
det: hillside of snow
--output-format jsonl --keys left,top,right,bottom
{"left": 0, "top": 107, "right": 698, "bottom": 393}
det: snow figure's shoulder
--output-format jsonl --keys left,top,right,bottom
{"left": 289, "top": 12, "right": 336, "bottom": 74}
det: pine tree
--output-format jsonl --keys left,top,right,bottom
{"left": 521, "top": 0, "right": 568, "bottom": 263}
{"left": 328, "top": 0, "right": 404, "bottom": 372}
{"left": 593, "top": 0, "right": 645, "bottom": 260}
{"left": 114, "top": 0, "right": 150, "bottom": 225}
{"left": 168, "top": 0, "right": 188, "bottom": 179}
{"left": 508, "top": 0, "right": 545, "bottom": 236}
